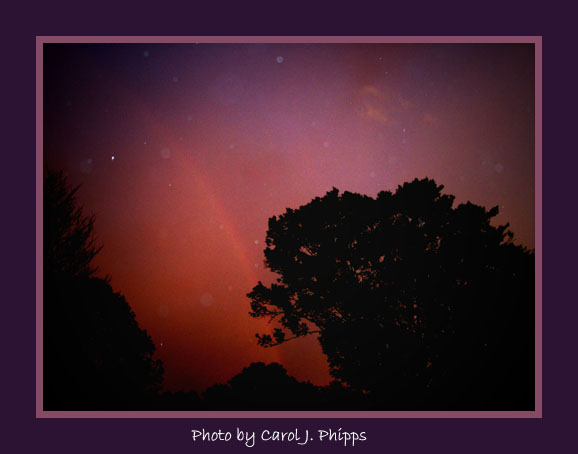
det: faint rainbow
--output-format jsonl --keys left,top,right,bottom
{"left": 98, "top": 61, "right": 282, "bottom": 363}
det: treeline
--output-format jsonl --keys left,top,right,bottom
{"left": 153, "top": 362, "right": 367, "bottom": 411}
{"left": 43, "top": 171, "right": 534, "bottom": 411}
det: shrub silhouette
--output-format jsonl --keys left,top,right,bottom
{"left": 203, "top": 362, "right": 325, "bottom": 410}
{"left": 248, "top": 178, "right": 534, "bottom": 410}
{"left": 201, "top": 362, "right": 379, "bottom": 410}
{"left": 43, "top": 171, "right": 163, "bottom": 410}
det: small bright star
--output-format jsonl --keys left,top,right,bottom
{"left": 276, "top": 56, "right": 284, "bottom": 63}
{"left": 111, "top": 156, "right": 115, "bottom": 161}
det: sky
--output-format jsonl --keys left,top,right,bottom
{"left": 43, "top": 43, "right": 535, "bottom": 392}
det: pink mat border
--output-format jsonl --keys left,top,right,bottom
{"left": 35, "top": 35, "right": 542, "bottom": 419}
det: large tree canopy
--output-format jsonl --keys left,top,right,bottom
{"left": 248, "top": 178, "right": 534, "bottom": 409}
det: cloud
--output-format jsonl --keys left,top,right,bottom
{"left": 361, "top": 102, "right": 389, "bottom": 124}
{"left": 357, "top": 85, "right": 410, "bottom": 125}
{"left": 358, "top": 85, "right": 388, "bottom": 124}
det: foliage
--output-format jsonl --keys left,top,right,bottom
{"left": 44, "top": 170, "right": 102, "bottom": 279}
{"left": 202, "top": 362, "right": 358, "bottom": 410}
{"left": 248, "top": 178, "right": 534, "bottom": 409}
{"left": 43, "top": 171, "right": 163, "bottom": 410}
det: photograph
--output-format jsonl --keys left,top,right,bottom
{"left": 41, "top": 41, "right": 536, "bottom": 412}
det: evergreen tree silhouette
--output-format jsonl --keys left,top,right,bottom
{"left": 43, "top": 171, "right": 163, "bottom": 410}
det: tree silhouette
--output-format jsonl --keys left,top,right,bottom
{"left": 248, "top": 178, "right": 534, "bottom": 409}
{"left": 199, "top": 362, "right": 375, "bottom": 410}
{"left": 203, "top": 362, "right": 320, "bottom": 410}
{"left": 43, "top": 171, "right": 163, "bottom": 410}
{"left": 44, "top": 170, "right": 102, "bottom": 279}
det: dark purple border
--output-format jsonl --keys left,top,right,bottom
{"left": 4, "top": 1, "right": 570, "bottom": 452}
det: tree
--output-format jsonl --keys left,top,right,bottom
{"left": 43, "top": 171, "right": 163, "bottom": 410}
{"left": 202, "top": 362, "right": 320, "bottom": 410}
{"left": 44, "top": 170, "right": 102, "bottom": 279}
{"left": 248, "top": 178, "right": 534, "bottom": 409}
